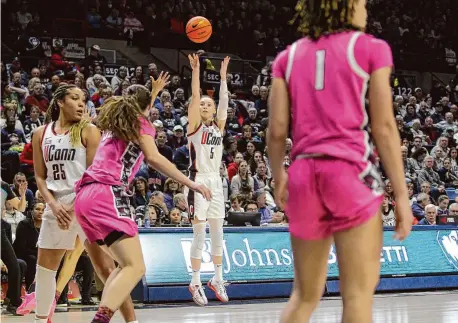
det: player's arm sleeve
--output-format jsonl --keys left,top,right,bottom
{"left": 140, "top": 118, "right": 157, "bottom": 138}
{"left": 271, "top": 49, "right": 289, "bottom": 80}
{"left": 355, "top": 35, "right": 393, "bottom": 74}
{"left": 216, "top": 80, "right": 229, "bottom": 120}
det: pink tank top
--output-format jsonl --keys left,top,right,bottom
{"left": 78, "top": 118, "right": 156, "bottom": 187}
{"left": 272, "top": 31, "right": 393, "bottom": 164}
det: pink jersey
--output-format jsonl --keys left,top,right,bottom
{"left": 78, "top": 118, "right": 156, "bottom": 187}
{"left": 272, "top": 31, "right": 393, "bottom": 164}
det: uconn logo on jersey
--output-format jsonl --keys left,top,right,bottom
{"left": 43, "top": 144, "right": 76, "bottom": 162}
{"left": 201, "top": 129, "right": 222, "bottom": 146}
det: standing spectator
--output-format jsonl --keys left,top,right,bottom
{"left": 16, "top": 2, "right": 32, "bottom": 30}
{"left": 13, "top": 202, "right": 44, "bottom": 290}
{"left": 82, "top": 45, "right": 107, "bottom": 76}
{"left": 124, "top": 11, "right": 144, "bottom": 46}
{"left": 23, "top": 106, "right": 43, "bottom": 142}
{"left": 3, "top": 199, "right": 26, "bottom": 240}
{"left": 9, "top": 72, "right": 29, "bottom": 107}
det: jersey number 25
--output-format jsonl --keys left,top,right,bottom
{"left": 52, "top": 164, "right": 66, "bottom": 181}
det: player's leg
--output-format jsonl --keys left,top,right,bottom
{"left": 334, "top": 213, "right": 383, "bottom": 323}
{"left": 35, "top": 248, "right": 66, "bottom": 321}
{"left": 280, "top": 236, "right": 332, "bottom": 323}
{"left": 85, "top": 240, "right": 138, "bottom": 323}
{"left": 206, "top": 181, "right": 228, "bottom": 302}
{"left": 55, "top": 236, "right": 85, "bottom": 301}
{"left": 186, "top": 179, "right": 210, "bottom": 306}
{"left": 91, "top": 234, "right": 145, "bottom": 323}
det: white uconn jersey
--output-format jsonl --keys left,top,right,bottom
{"left": 41, "top": 122, "right": 86, "bottom": 196}
{"left": 188, "top": 122, "right": 223, "bottom": 173}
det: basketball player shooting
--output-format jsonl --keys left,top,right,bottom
{"left": 186, "top": 54, "right": 230, "bottom": 306}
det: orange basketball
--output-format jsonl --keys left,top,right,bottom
{"left": 186, "top": 16, "right": 212, "bottom": 43}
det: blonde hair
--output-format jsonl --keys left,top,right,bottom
{"left": 45, "top": 84, "right": 90, "bottom": 147}
{"left": 291, "top": 0, "right": 361, "bottom": 40}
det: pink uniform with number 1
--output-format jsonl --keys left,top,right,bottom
{"left": 272, "top": 31, "right": 393, "bottom": 240}
{"left": 74, "top": 118, "right": 156, "bottom": 246}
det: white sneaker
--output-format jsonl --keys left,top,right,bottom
{"left": 188, "top": 284, "right": 208, "bottom": 306}
{"left": 207, "top": 278, "right": 229, "bottom": 303}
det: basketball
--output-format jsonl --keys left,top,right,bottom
{"left": 186, "top": 16, "right": 212, "bottom": 43}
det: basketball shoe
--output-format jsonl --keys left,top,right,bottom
{"left": 189, "top": 284, "right": 208, "bottom": 306}
{"left": 207, "top": 278, "right": 229, "bottom": 303}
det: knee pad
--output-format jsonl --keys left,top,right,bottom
{"left": 208, "top": 218, "right": 224, "bottom": 257}
{"left": 35, "top": 265, "right": 57, "bottom": 317}
{"left": 190, "top": 222, "right": 207, "bottom": 259}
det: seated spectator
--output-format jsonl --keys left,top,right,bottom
{"left": 168, "top": 208, "right": 184, "bottom": 226}
{"left": 3, "top": 199, "right": 26, "bottom": 240}
{"left": 226, "top": 107, "right": 242, "bottom": 136}
{"left": 418, "top": 156, "right": 444, "bottom": 189}
{"left": 2, "top": 118, "right": 27, "bottom": 151}
{"left": 229, "top": 194, "right": 244, "bottom": 212}
{"left": 381, "top": 195, "right": 396, "bottom": 226}
{"left": 449, "top": 203, "right": 458, "bottom": 218}
{"left": 88, "top": 7, "right": 102, "bottom": 28}
{"left": 161, "top": 101, "right": 180, "bottom": 134}
{"left": 156, "top": 131, "right": 173, "bottom": 162}
{"left": 173, "top": 193, "right": 189, "bottom": 221}
{"left": 254, "top": 191, "right": 273, "bottom": 225}
{"left": 227, "top": 152, "right": 244, "bottom": 181}
{"left": 136, "top": 163, "right": 166, "bottom": 192}
{"left": 132, "top": 176, "right": 152, "bottom": 207}
{"left": 111, "top": 66, "right": 128, "bottom": 93}
{"left": 23, "top": 106, "right": 43, "bottom": 142}
{"left": 418, "top": 204, "right": 437, "bottom": 225}
{"left": 24, "top": 82, "right": 49, "bottom": 114}
{"left": 231, "top": 160, "right": 255, "bottom": 197}
{"left": 8, "top": 72, "right": 29, "bottom": 107}
{"left": 1, "top": 102, "right": 24, "bottom": 132}
{"left": 223, "top": 136, "right": 238, "bottom": 166}
{"left": 163, "top": 178, "right": 180, "bottom": 211}
{"left": 253, "top": 161, "right": 269, "bottom": 190}
{"left": 13, "top": 202, "right": 44, "bottom": 290}
{"left": 149, "top": 191, "right": 169, "bottom": 217}
{"left": 437, "top": 195, "right": 450, "bottom": 216}
{"left": 106, "top": 8, "right": 123, "bottom": 34}
{"left": 412, "top": 193, "right": 430, "bottom": 220}
{"left": 124, "top": 11, "right": 144, "bottom": 46}
{"left": 438, "top": 158, "right": 458, "bottom": 187}
{"left": 11, "top": 172, "right": 34, "bottom": 216}
{"left": 220, "top": 164, "right": 231, "bottom": 201}
{"left": 145, "top": 203, "right": 163, "bottom": 227}
{"left": 167, "top": 125, "right": 187, "bottom": 149}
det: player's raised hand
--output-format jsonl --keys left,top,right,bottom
{"left": 220, "top": 56, "right": 230, "bottom": 81}
{"left": 188, "top": 54, "right": 200, "bottom": 71}
{"left": 191, "top": 182, "right": 212, "bottom": 201}
{"left": 150, "top": 72, "right": 170, "bottom": 93}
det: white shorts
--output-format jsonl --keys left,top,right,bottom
{"left": 37, "top": 193, "right": 87, "bottom": 250}
{"left": 184, "top": 173, "right": 225, "bottom": 221}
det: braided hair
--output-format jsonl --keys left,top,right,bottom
{"left": 96, "top": 84, "right": 152, "bottom": 142}
{"left": 44, "top": 84, "right": 90, "bottom": 147}
{"left": 291, "top": 0, "right": 362, "bottom": 40}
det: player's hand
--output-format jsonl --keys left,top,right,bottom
{"left": 274, "top": 169, "right": 288, "bottom": 210}
{"left": 220, "top": 56, "right": 230, "bottom": 81}
{"left": 49, "top": 202, "right": 73, "bottom": 230}
{"left": 393, "top": 197, "right": 413, "bottom": 241}
{"left": 18, "top": 182, "right": 28, "bottom": 197}
{"left": 190, "top": 183, "right": 212, "bottom": 201}
{"left": 188, "top": 54, "right": 200, "bottom": 71}
{"left": 82, "top": 105, "right": 92, "bottom": 122}
{"left": 151, "top": 72, "right": 170, "bottom": 93}
{"left": 1, "top": 264, "right": 8, "bottom": 273}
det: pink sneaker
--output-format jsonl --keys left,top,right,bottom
{"left": 46, "top": 298, "right": 57, "bottom": 323}
{"left": 16, "top": 292, "right": 36, "bottom": 315}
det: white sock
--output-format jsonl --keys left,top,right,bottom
{"left": 34, "top": 319, "right": 48, "bottom": 323}
{"left": 35, "top": 265, "right": 57, "bottom": 317}
{"left": 191, "top": 269, "right": 201, "bottom": 285}
{"left": 214, "top": 264, "right": 223, "bottom": 282}
{"left": 127, "top": 321, "right": 139, "bottom": 323}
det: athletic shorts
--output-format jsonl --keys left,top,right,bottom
{"left": 74, "top": 183, "right": 138, "bottom": 246}
{"left": 38, "top": 192, "right": 87, "bottom": 250}
{"left": 184, "top": 172, "right": 225, "bottom": 221}
{"left": 286, "top": 157, "right": 384, "bottom": 240}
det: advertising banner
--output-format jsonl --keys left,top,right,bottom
{"left": 139, "top": 228, "right": 458, "bottom": 285}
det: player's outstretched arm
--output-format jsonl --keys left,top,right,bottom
{"left": 188, "top": 54, "right": 201, "bottom": 133}
{"left": 139, "top": 133, "right": 212, "bottom": 200}
{"left": 216, "top": 56, "right": 230, "bottom": 132}
{"left": 150, "top": 72, "right": 171, "bottom": 106}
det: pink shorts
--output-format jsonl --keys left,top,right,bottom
{"left": 74, "top": 182, "right": 138, "bottom": 246}
{"left": 286, "top": 157, "right": 384, "bottom": 240}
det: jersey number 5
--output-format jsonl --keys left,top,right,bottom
{"left": 315, "top": 50, "right": 326, "bottom": 91}
{"left": 210, "top": 147, "right": 214, "bottom": 159}
{"left": 52, "top": 164, "right": 66, "bottom": 181}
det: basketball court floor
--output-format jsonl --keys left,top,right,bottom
{"left": 2, "top": 291, "right": 458, "bottom": 323}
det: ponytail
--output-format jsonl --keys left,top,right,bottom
{"left": 96, "top": 96, "right": 147, "bottom": 142}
